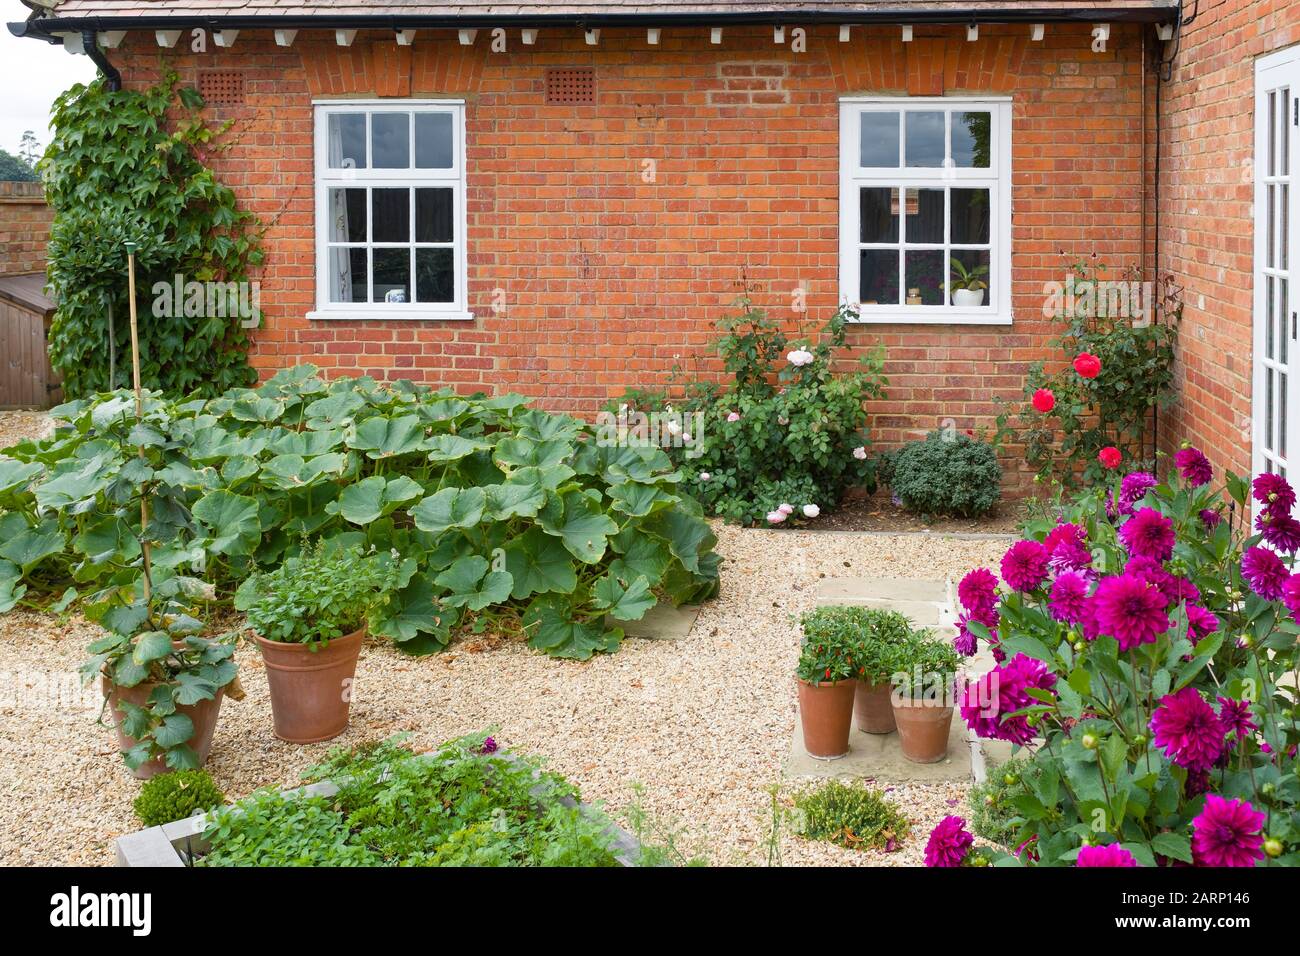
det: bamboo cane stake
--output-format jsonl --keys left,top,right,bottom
{"left": 124, "top": 242, "right": 152, "bottom": 601}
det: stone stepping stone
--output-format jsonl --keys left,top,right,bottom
{"left": 786, "top": 711, "right": 972, "bottom": 783}
{"left": 619, "top": 603, "right": 701, "bottom": 641}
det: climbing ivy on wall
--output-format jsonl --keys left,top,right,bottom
{"left": 41, "top": 73, "right": 264, "bottom": 398}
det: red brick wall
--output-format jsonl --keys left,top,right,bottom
{"left": 109, "top": 23, "right": 1151, "bottom": 494}
{"left": 1158, "top": 3, "right": 1300, "bottom": 478}
{"left": 0, "top": 181, "right": 51, "bottom": 276}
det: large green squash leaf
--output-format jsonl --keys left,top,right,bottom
{"left": 523, "top": 595, "right": 624, "bottom": 660}
{"left": 411, "top": 487, "right": 486, "bottom": 534}
{"left": 503, "top": 528, "right": 578, "bottom": 599}
{"left": 538, "top": 491, "right": 618, "bottom": 564}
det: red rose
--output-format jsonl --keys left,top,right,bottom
{"left": 1073, "top": 352, "right": 1102, "bottom": 379}
{"left": 1031, "top": 388, "right": 1056, "bottom": 413}
{"left": 1098, "top": 446, "right": 1122, "bottom": 469}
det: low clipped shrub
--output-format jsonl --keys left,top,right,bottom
{"left": 0, "top": 365, "right": 720, "bottom": 660}
{"left": 886, "top": 430, "right": 1002, "bottom": 518}
{"left": 608, "top": 297, "right": 887, "bottom": 526}
{"left": 133, "top": 769, "right": 226, "bottom": 827}
{"left": 791, "top": 779, "right": 909, "bottom": 852}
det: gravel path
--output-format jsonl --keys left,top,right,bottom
{"left": 0, "top": 523, "right": 1008, "bottom": 867}
{"left": 0, "top": 410, "right": 1014, "bottom": 866}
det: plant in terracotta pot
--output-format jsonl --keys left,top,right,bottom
{"left": 236, "top": 541, "right": 399, "bottom": 744}
{"left": 890, "top": 634, "right": 962, "bottom": 764}
{"left": 796, "top": 607, "right": 860, "bottom": 759}
{"left": 83, "top": 597, "right": 239, "bottom": 779}
{"left": 851, "top": 608, "right": 915, "bottom": 735}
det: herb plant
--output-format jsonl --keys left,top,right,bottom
{"left": 133, "top": 768, "right": 226, "bottom": 827}
{"left": 800, "top": 605, "right": 915, "bottom": 684}
{"left": 237, "top": 541, "right": 399, "bottom": 647}
{"left": 791, "top": 779, "right": 910, "bottom": 852}
{"left": 199, "top": 735, "right": 627, "bottom": 867}
{"left": 893, "top": 633, "right": 961, "bottom": 700}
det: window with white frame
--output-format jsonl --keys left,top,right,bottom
{"left": 839, "top": 98, "right": 1012, "bottom": 324}
{"left": 312, "top": 101, "right": 469, "bottom": 320}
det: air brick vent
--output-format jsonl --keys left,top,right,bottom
{"left": 198, "top": 70, "right": 246, "bottom": 107}
{"left": 546, "top": 68, "right": 595, "bottom": 104}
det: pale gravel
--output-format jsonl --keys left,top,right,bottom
{"left": 0, "top": 412, "right": 1010, "bottom": 867}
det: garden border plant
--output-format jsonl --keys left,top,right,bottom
{"left": 0, "top": 365, "right": 720, "bottom": 665}
{"left": 608, "top": 291, "right": 887, "bottom": 526}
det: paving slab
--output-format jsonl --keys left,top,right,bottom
{"left": 786, "top": 708, "right": 971, "bottom": 783}
{"left": 619, "top": 603, "right": 701, "bottom": 641}
{"left": 814, "top": 577, "right": 949, "bottom": 605}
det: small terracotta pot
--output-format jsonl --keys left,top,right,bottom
{"left": 854, "top": 679, "right": 897, "bottom": 735}
{"left": 102, "top": 676, "right": 225, "bottom": 780}
{"left": 797, "top": 677, "right": 857, "bottom": 759}
{"left": 256, "top": 627, "right": 364, "bottom": 744}
{"left": 892, "top": 695, "right": 954, "bottom": 763}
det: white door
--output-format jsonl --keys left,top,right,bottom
{"left": 1255, "top": 49, "right": 1300, "bottom": 480}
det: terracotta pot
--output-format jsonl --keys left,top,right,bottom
{"left": 256, "top": 627, "right": 364, "bottom": 744}
{"left": 854, "top": 679, "right": 897, "bottom": 735}
{"left": 797, "top": 677, "right": 857, "bottom": 759}
{"left": 102, "top": 676, "right": 225, "bottom": 781}
{"left": 891, "top": 695, "right": 954, "bottom": 763}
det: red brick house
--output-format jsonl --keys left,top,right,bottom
{"left": 8, "top": 0, "right": 1299, "bottom": 491}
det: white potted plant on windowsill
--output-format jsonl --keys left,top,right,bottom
{"left": 946, "top": 258, "right": 988, "bottom": 308}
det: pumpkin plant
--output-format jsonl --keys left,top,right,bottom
{"left": 0, "top": 366, "right": 721, "bottom": 661}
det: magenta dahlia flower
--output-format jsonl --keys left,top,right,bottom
{"left": 1118, "top": 472, "right": 1159, "bottom": 514}
{"left": 924, "top": 816, "right": 973, "bottom": 868}
{"left": 952, "top": 620, "right": 978, "bottom": 657}
{"left": 1257, "top": 510, "right": 1300, "bottom": 552}
{"left": 1191, "top": 795, "right": 1266, "bottom": 867}
{"left": 1001, "top": 540, "right": 1050, "bottom": 592}
{"left": 1045, "top": 522, "right": 1087, "bottom": 554}
{"left": 1216, "top": 697, "right": 1257, "bottom": 746}
{"left": 1049, "top": 571, "right": 1090, "bottom": 624}
{"left": 961, "top": 653, "right": 1057, "bottom": 745}
{"left": 1075, "top": 843, "right": 1139, "bottom": 867}
{"left": 1092, "top": 573, "right": 1171, "bottom": 650}
{"left": 1200, "top": 508, "right": 1223, "bottom": 529}
{"left": 1174, "top": 447, "right": 1213, "bottom": 487}
{"left": 1284, "top": 573, "right": 1300, "bottom": 622}
{"left": 479, "top": 736, "right": 499, "bottom": 755}
{"left": 1118, "top": 507, "right": 1176, "bottom": 562}
{"left": 1241, "top": 545, "right": 1290, "bottom": 601}
{"left": 958, "top": 567, "right": 999, "bottom": 615}
{"left": 1150, "top": 687, "right": 1225, "bottom": 771}
{"left": 1253, "top": 473, "right": 1296, "bottom": 514}
{"left": 1185, "top": 604, "right": 1220, "bottom": 645}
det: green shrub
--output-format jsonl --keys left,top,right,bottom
{"left": 133, "top": 769, "right": 226, "bottom": 827}
{"left": 791, "top": 780, "right": 909, "bottom": 851}
{"left": 199, "top": 735, "right": 624, "bottom": 867}
{"left": 967, "top": 757, "right": 1031, "bottom": 849}
{"left": 886, "top": 430, "right": 1002, "bottom": 518}
{"left": 0, "top": 366, "right": 720, "bottom": 661}
{"left": 42, "top": 73, "right": 263, "bottom": 398}
{"left": 238, "top": 541, "right": 399, "bottom": 647}
{"left": 608, "top": 296, "right": 887, "bottom": 525}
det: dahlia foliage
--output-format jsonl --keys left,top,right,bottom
{"left": 930, "top": 452, "right": 1299, "bottom": 867}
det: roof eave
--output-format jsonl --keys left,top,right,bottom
{"left": 9, "top": 5, "right": 1181, "bottom": 43}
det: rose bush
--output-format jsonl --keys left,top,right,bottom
{"left": 607, "top": 296, "right": 886, "bottom": 526}
{"left": 995, "top": 256, "right": 1181, "bottom": 487}
{"left": 930, "top": 449, "right": 1299, "bottom": 867}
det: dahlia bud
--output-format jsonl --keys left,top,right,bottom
{"left": 984, "top": 795, "right": 996, "bottom": 807}
{"left": 1081, "top": 733, "right": 1098, "bottom": 750}
{"left": 1003, "top": 773, "right": 1018, "bottom": 786}
{"left": 1133, "top": 734, "right": 1148, "bottom": 748}
{"left": 1241, "top": 635, "right": 1254, "bottom": 649}
{"left": 1264, "top": 838, "right": 1284, "bottom": 858}
{"left": 1073, "top": 641, "right": 1086, "bottom": 652}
